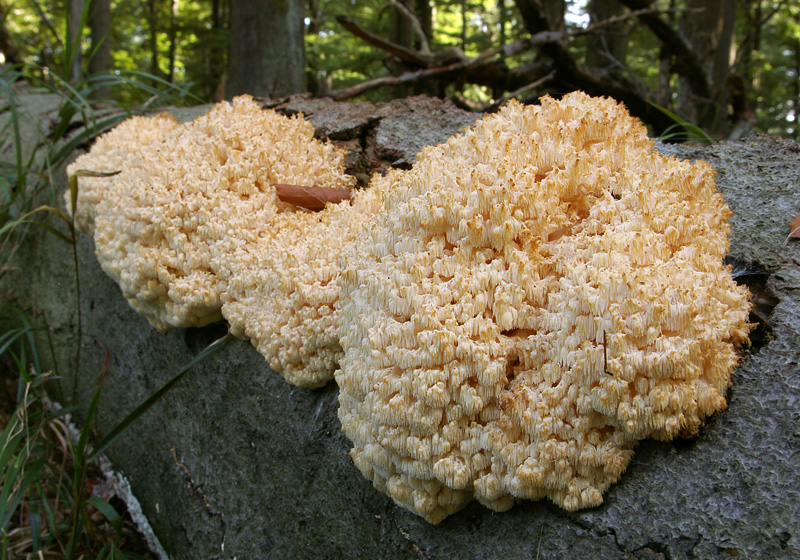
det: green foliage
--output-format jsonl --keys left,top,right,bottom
{"left": 4, "top": 0, "right": 799, "bottom": 137}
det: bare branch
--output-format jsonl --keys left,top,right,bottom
{"left": 513, "top": 0, "right": 677, "bottom": 133}
{"left": 615, "top": 0, "right": 711, "bottom": 101}
{"left": 451, "top": 70, "right": 557, "bottom": 112}
{"left": 386, "top": 0, "right": 431, "bottom": 54}
{"left": 336, "top": 16, "right": 431, "bottom": 67}
{"left": 334, "top": 61, "right": 463, "bottom": 101}
{"left": 334, "top": 0, "right": 677, "bottom": 132}
{"left": 27, "top": 0, "right": 63, "bottom": 48}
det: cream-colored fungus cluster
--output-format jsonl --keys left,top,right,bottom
{"left": 68, "top": 91, "right": 752, "bottom": 525}
{"left": 82, "top": 95, "right": 353, "bottom": 330}
{"left": 336, "top": 92, "right": 752, "bottom": 523}
{"left": 221, "top": 183, "right": 386, "bottom": 387}
{"left": 65, "top": 113, "right": 179, "bottom": 234}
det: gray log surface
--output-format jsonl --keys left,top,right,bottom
{"left": 4, "top": 91, "right": 799, "bottom": 560}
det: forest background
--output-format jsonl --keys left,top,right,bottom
{"left": 1, "top": 0, "right": 799, "bottom": 140}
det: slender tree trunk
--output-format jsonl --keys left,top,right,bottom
{"left": 88, "top": 0, "right": 112, "bottom": 98}
{"left": 585, "top": 0, "right": 628, "bottom": 70}
{"left": 88, "top": 0, "right": 112, "bottom": 73}
{"left": 416, "top": 0, "right": 433, "bottom": 47}
{"left": 794, "top": 39, "right": 800, "bottom": 141}
{"left": 306, "top": 0, "right": 321, "bottom": 35}
{"left": 167, "top": 0, "right": 178, "bottom": 83}
{"left": 0, "top": 4, "right": 20, "bottom": 64}
{"left": 67, "top": 0, "right": 85, "bottom": 81}
{"left": 656, "top": 0, "right": 676, "bottom": 106}
{"left": 209, "top": 0, "right": 229, "bottom": 100}
{"left": 147, "top": 0, "right": 161, "bottom": 78}
{"left": 498, "top": 0, "right": 506, "bottom": 57}
{"left": 678, "top": 0, "right": 736, "bottom": 135}
{"left": 461, "top": 0, "right": 467, "bottom": 50}
{"left": 393, "top": 0, "right": 413, "bottom": 49}
{"left": 227, "top": 0, "right": 306, "bottom": 98}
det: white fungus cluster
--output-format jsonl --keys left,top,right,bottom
{"left": 65, "top": 113, "right": 179, "bottom": 234}
{"left": 335, "top": 92, "right": 752, "bottom": 523}
{"left": 68, "top": 91, "right": 752, "bottom": 525}
{"left": 220, "top": 184, "right": 386, "bottom": 387}
{"left": 81, "top": 95, "right": 353, "bottom": 330}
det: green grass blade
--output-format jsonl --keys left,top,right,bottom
{"left": 85, "top": 496, "right": 123, "bottom": 536}
{"left": 0, "top": 415, "right": 25, "bottom": 476}
{"left": 115, "top": 69, "right": 205, "bottom": 104}
{"left": 29, "top": 499, "right": 42, "bottom": 551}
{"left": 0, "top": 327, "right": 36, "bottom": 358}
{"left": 0, "top": 79, "right": 25, "bottom": 192}
{"left": 74, "top": 381, "right": 104, "bottom": 470}
{"left": 0, "top": 453, "right": 44, "bottom": 532}
{"left": 87, "top": 334, "right": 231, "bottom": 462}
{"left": 647, "top": 101, "right": 714, "bottom": 144}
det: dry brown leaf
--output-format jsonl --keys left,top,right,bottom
{"left": 790, "top": 215, "right": 800, "bottom": 239}
{"left": 782, "top": 214, "right": 800, "bottom": 247}
{"left": 275, "top": 184, "right": 351, "bottom": 211}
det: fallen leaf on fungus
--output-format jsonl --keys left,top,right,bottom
{"left": 275, "top": 184, "right": 352, "bottom": 211}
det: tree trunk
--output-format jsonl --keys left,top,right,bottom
{"left": 585, "top": 0, "right": 628, "bottom": 70}
{"left": 541, "top": 0, "right": 565, "bottom": 31}
{"left": 227, "top": 0, "right": 306, "bottom": 98}
{"left": 88, "top": 0, "right": 112, "bottom": 76}
{"left": 0, "top": 4, "right": 20, "bottom": 64}
{"left": 67, "top": 0, "right": 85, "bottom": 81}
{"left": 87, "top": 0, "right": 112, "bottom": 98}
{"left": 167, "top": 0, "right": 178, "bottom": 83}
{"left": 498, "top": 0, "right": 506, "bottom": 57}
{"left": 209, "top": 0, "right": 229, "bottom": 100}
{"left": 677, "top": 0, "right": 736, "bottom": 136}
{"left": 393, "top": 0, "right": 413, "bottom": 49}
{"left": 416, "top": 0, "right": 433, "bottom": 47}
{"left": 147, "top": 0, "right": 161, "bottom": 78}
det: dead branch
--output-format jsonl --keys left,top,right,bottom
{"left": 386, "top": 0, "right": 431, "bottom": 54}
{"left": 513, "top": 0, "right": 677, "bottom": 133}
{"left": 333, "top": 2, "right": 684, "bottom": 133}
{"left": 616, "top": 0, "right": 711, "bottom": 102}
{"left": 334, "top": 6, "right": 661, "bottom": 104}
{"left": 334, "top": 61, "right": 464, "bottom": 101}
{"left": 335, "top": 16, "right": 433, "bottom": 67}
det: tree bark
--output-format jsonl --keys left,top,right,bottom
{"left": 147, "top": 0, "right": 161, "bottom": 78}
{"left": 67, "top": 0, "right": 85, "bottom": 81}
{"left": 0, "top": 4, "right": 20, "bottom": 64}
{"left": 585, "top": 0, "right": 628, "bottom": 70}
{"left": 227, "top": 0, "right": 306, "bottom": 98}
{"left": 677, "top": 0, "right": 736, "bottom": 135}
{"left": 167, "top": 0, "right": 178, "bottom": 83}
{"left": 88, "top": 0, "right": 112, "bottom": 75}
